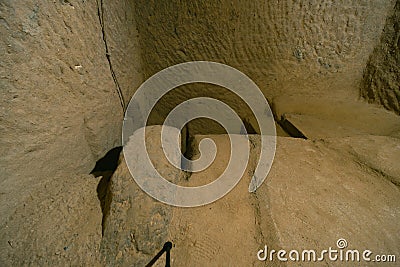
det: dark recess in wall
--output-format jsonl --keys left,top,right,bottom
{"left": 91, "top": 146, "right": 123, "bottom": 174}
{"left": 91, "top": 146, "right": 123, "bottom": 235}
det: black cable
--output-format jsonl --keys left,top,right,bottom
{"left": 146, "top": 241, "right": 173, "bottom": 267}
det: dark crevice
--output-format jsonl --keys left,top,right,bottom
{"left": 96, "top": 0, "right": 125, "bottom": 112}
{"left": 270, "top": 100, "right": 303, "bottom": 138}
{"left": 182, "top": 125, "right": 191, "bottom": 161}
{"left": 277, "top": 114, "right": 307, "bottom": 139}
{"left": 179, "top": 119, "right": 257, "bottom": 181}
{"left": 91, "top": 147, "right": 123, "bottom": 174}
{"left": 243, "top": 119, "right": 257, "bottom": 134}
{"left": 91, "top": 146, "right": 123, "bottom": 235}
{"left": 181, "top": 125, "right": 193, "bottom": 180}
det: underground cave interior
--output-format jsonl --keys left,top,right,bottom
{"left": 1, "top": 0, "right": 400, "bottom": 266}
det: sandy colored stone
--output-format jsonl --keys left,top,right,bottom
{"left": 361, "top": 0, "right": 400, "bottom": 114}
{"left": 324, "top": 135, "right": 400, "bottom": 186}
{"left": 101, "top": 126, "right": 183, "bottom": 266}
{"left": 0, "top": 0, "right": 142, "bottom": 237}
{"left": 135, "top": 0, "right": 394, "bottom": 101}
{"left": 102, "top": 132, "right": 399, "bottom": 266}
{"left": 132, "top": 0, "right": 395, "bottom": 134}
{"left": 168, "top": 134, "right": 261, "bottom": 266}
{"left": 1, "top": 1, "right": 399, "bottom": 266}
{"left": 272, "top": 96, "right": 400, "bottom": 139}
{"left": 0, "top": 174, "right": 102, "bottom": 266}
{"left": 256, "top": 137, "right": 400, "bottom": 267}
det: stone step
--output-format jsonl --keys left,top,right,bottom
{"left": 273, "top": 96, "right": 400, "bottom": 139}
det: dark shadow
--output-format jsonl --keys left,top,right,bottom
{"left": 278, "top": 115, "right": 307, "bottom": 139}
{"left": 91, "top": 146, "right": 123, "bottom": 235}
{"left": 91, "top": 146, "right": 123, "bottom": 175}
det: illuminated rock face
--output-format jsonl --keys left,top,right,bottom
{"left": 0, "top": 1, "right": 141, "bottom": 265}
{"left": 361, "top": 0, "right": 400, "bottom": 115}
{"left": 101, "top": 130, "right": 400, "bottom": 266}
{"left": 134, "top": 0, "right": 394, "bottom": 99}
{"left": 0, "top": 1, "right": 399, "bottom": 266}
{"left": 0, "top": 0, "right": 142, "bottom": 217}
{"left": 0, "top": 0, "right": 394, "bottom": 195}
{"left": 133, "top": 0, "right": 395, "bottom": 134}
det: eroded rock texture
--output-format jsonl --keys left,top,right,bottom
{"left": 135, "top": 0, "right": 394, "bottom": 100}
{"left": 0, "top": 0, "right": 141, "bottom": 220}
{"left": 134, "top": 0, "right": 395, "bottom": 134}
{"left": 0, "top": 1, "right": 141, "bottom": 265}
{"left": 361, "top": 0, "right": 400, "bottom": 114}
{"left": 0, "top": 0, "right": 399, "bottom": 266}
{"left": 0, "top": 174, "right": 102, "bottom": 266}
{"left": 101, "top": 126, "right": 182, "bottom": 266}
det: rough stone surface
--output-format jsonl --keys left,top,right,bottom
{"left": 361, "top": 0, "right": 400, "bottom": 114}
{"left": 1, "top": 1, "right": 399, "bottom": 266}
{"left": 168, "top": 135, "right": 262, "bottom": 266}
{"left": 0, "top": 0, "right": 141, "bottom": 224}
{"left": 102, "top": 0, "right": 143, "bottom": 106}
{"left": 256, "top": 137, "right": 400, "bottom": 267}
{"left": 325, "top": 135, "right": 400, "bottom": 186}
{"left": 272, "top": 96, "right": 400, "bottom": 139}
{"left": 135, "top": 0, "right": 394, "bottom": 101}
{"left": 106, "top": 133, "right": 400, "bottom": 266}
{"left": 0, "top": 174, "right": 102, "bottom": 266}
{"left": 101, "top": 126, "right": 182, "bottom": 266}
{"left": 133, "top": 0, "right": 395, "bottom": 134}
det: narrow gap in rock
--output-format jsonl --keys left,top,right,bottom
{"left": 270, "top": 102, "right": 300, "bottom": 138}
{"left": 181, "top": 125, "right": 193, "bottom": 180}
{"left": 179, "top": 118, "right": 258, "bottom": 181}
{"left": 278, "top": 115, "right": 307, "bottom": 139}
{"left": 91, "top": 146, "right": 123, "bottom": 235}
{"left": 243, "top": 119, "right": 257, "bottom": 134}
{"left": 95, "top": 0, "right": 125, "bottom": 111}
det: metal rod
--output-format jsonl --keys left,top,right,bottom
{"left": 145, "top": 241, "right": 172, "bottom": 267}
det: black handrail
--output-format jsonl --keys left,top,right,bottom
{"left": 146, "top": 241, "right": 172, "bottom": 267}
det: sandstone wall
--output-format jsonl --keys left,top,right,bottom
{"left": 0, "top": 0, "right": 142, "bottom": 218}
{"left": 1, "top": 1, "right": 399, "bottom": 265}
{"left": 135, "top": 0, "right": 394, "bottom": 102}
{"left": 361, "top": 0, "right": 400, "bottom": 114}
